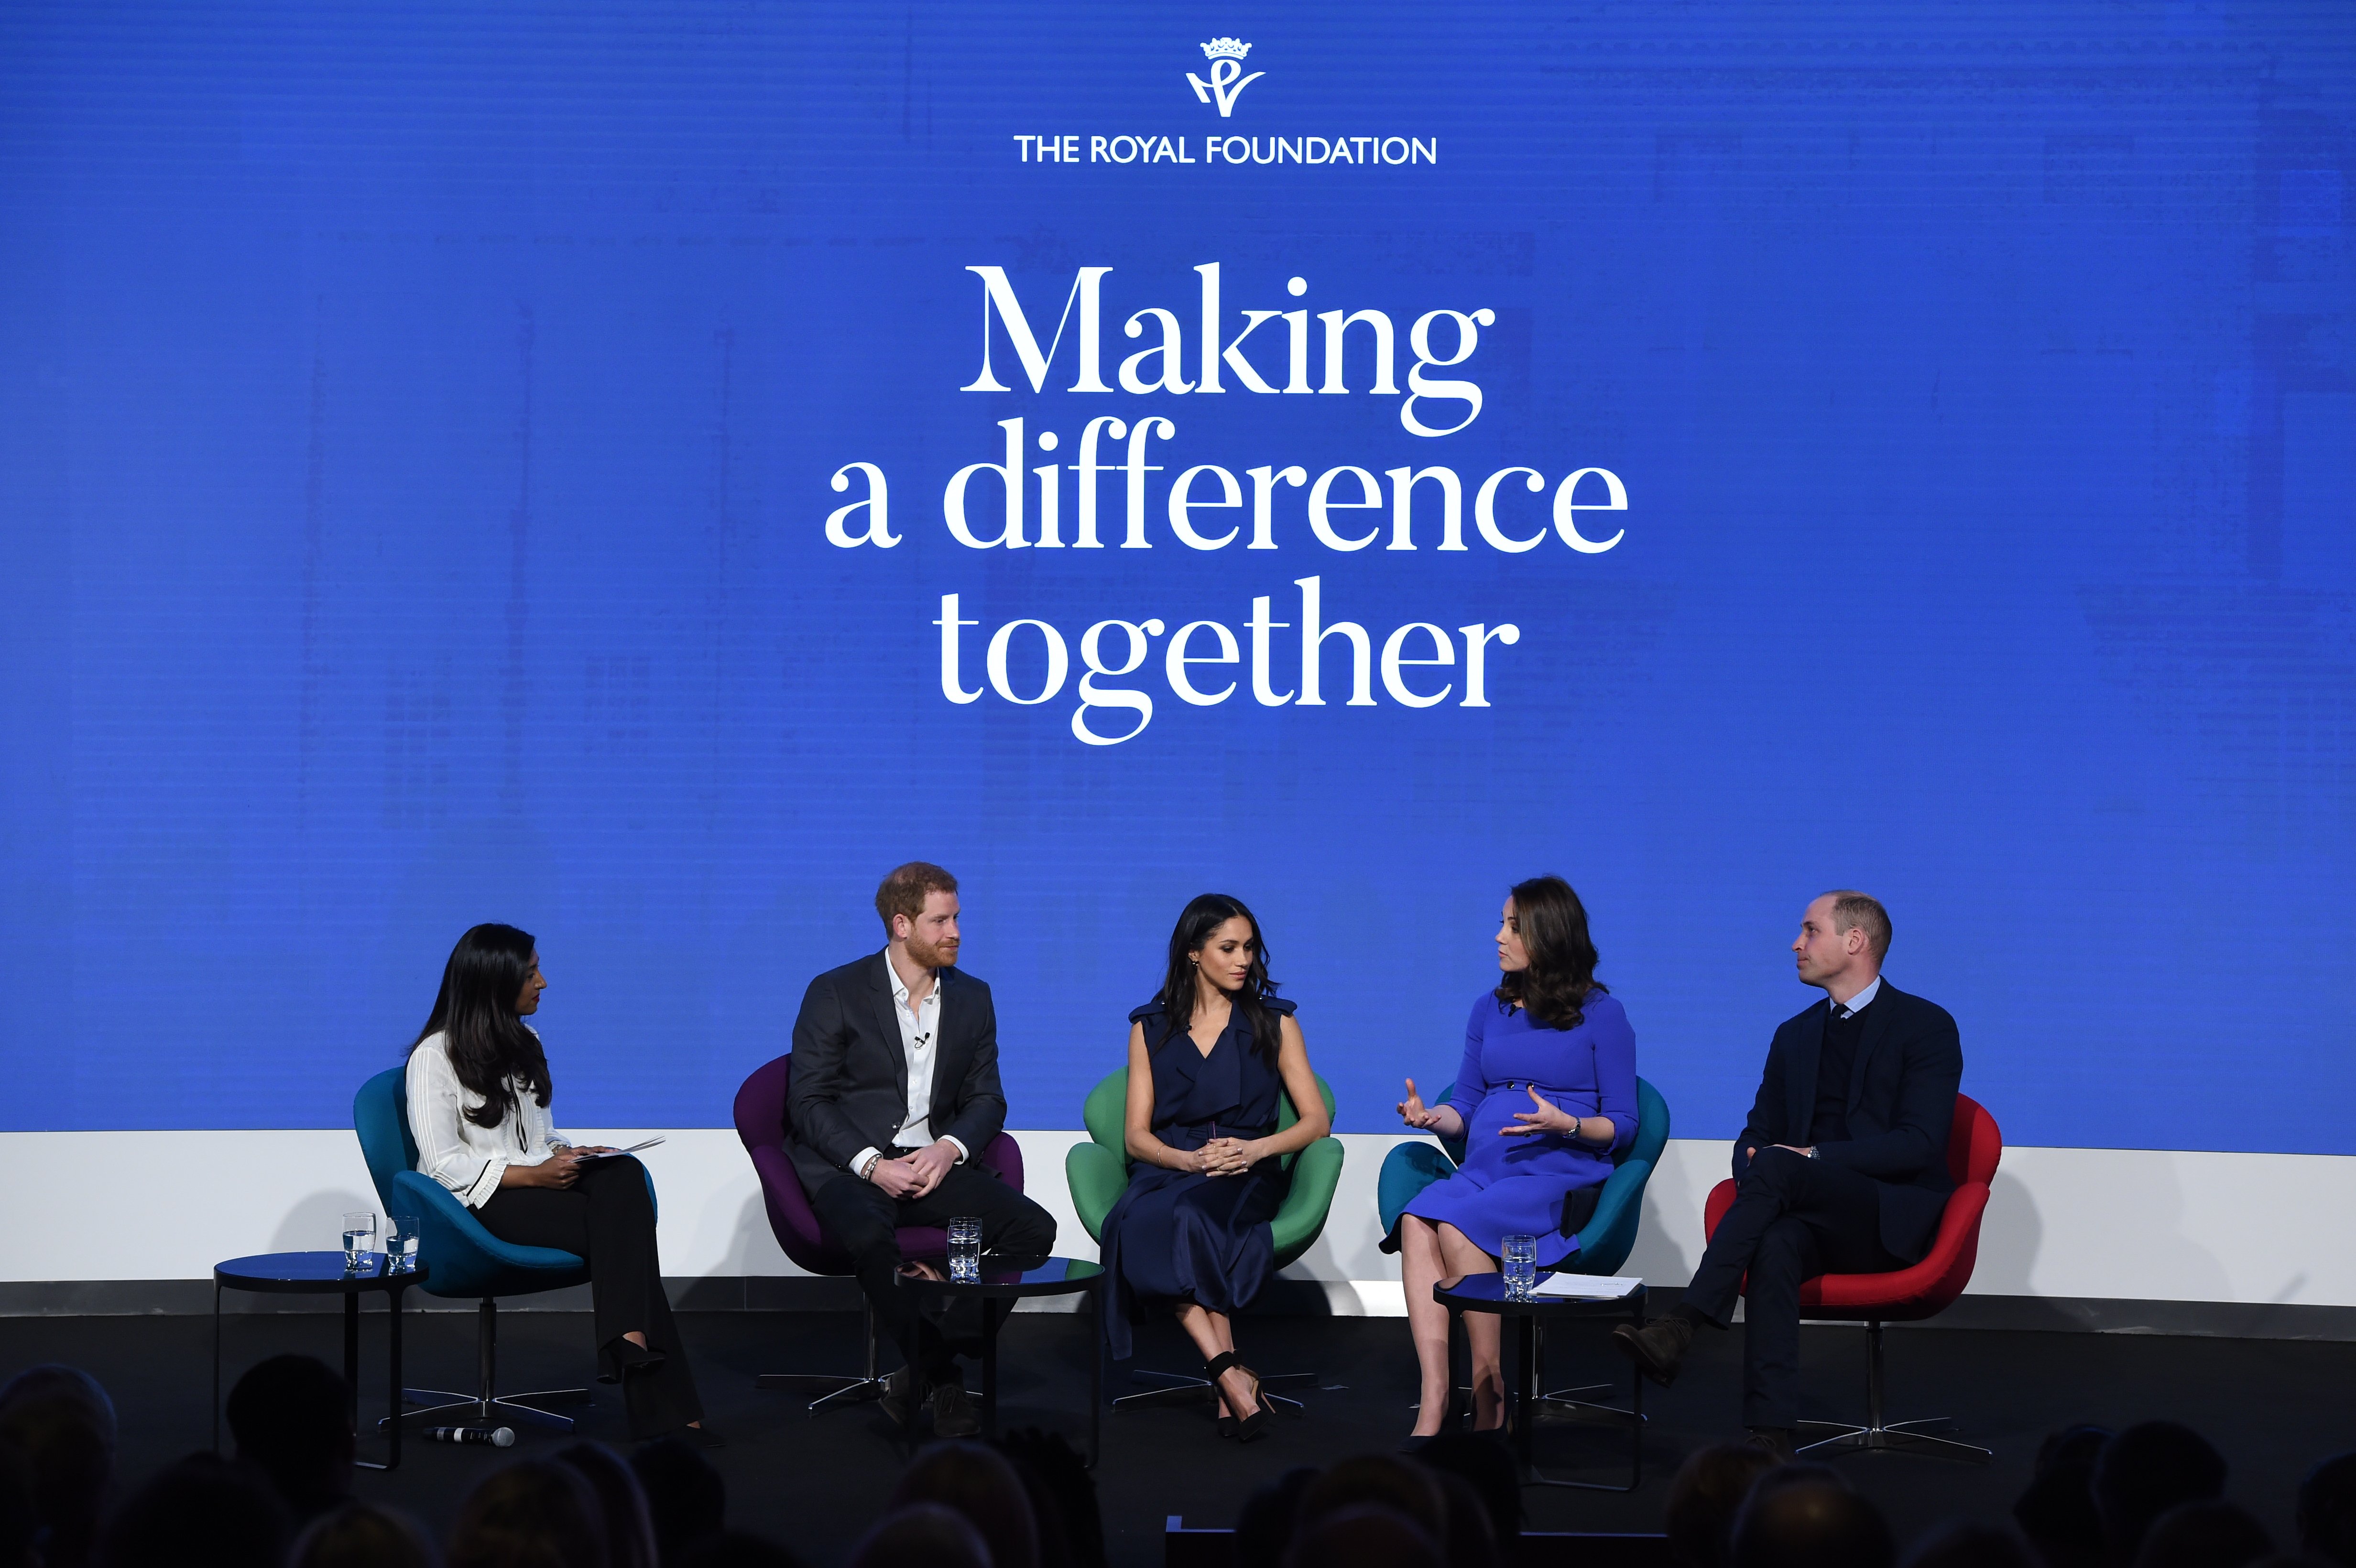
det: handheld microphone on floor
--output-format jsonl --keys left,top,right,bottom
{"left": 425, "top": 1426, "right": 515, "bottom": 1448}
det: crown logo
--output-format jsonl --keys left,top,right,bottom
{"left": 1187, "top": 39, "right": 1264, "bottom": 116}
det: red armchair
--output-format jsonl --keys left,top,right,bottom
{"left": 1702, "top": 1093, "right": 2002, "bottom": 1460}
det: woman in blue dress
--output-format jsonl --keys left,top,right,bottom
{"left": 1394, "top": 875, "right": 1637, "bottom": 1439}
{"left": 1098, "top": 893, "right": 1332, "bottom": 1442}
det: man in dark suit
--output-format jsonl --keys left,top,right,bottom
{"left": 787, "top": 861, "right": 1056, "bottom": 1436}
{"left": 1613, "top": 890, "right": 1962, "bottom": 1459}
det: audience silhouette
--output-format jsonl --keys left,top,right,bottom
{"left": 630, "top": 1435, "right": 727, "bottom": 1566}
{"left": 288, "top": 1502, "right": 439, "bottom": 1568}
{"left": 98, "top": 1452, "right": 290, "bottom": 1568}
{"left": 7, "top": 1352, "right": 2354, "bottom": 1568}
{"left": 227, "top": 1355, "right": 356, "bottom": 1525}
{"left": 0, "top": 1364, "right": 117, "bottom": 1568}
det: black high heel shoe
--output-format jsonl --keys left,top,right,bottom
{"left": 1206, "top": 1351, "right": 1273, "bottom": 1443}
{"left": 1206, "top": 1351, "right": 1240, "bottom": 1437}
{"left": 601, "top": 1338, "right": 668, "bottom": 1385}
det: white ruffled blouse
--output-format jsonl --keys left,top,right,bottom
{"left": 405, "top": 1029, "right": 572, "bottom": 1209}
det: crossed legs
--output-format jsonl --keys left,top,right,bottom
{"left": 1171, "top": 1304, "right": 1261, "bottom": 1422}
{"left": 1398, "top": 1215, "right": 1505, "bottom": 1436}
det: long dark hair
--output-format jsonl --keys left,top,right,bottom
{"left": 409, "top": 923, "right": 551, "bottom": 1129}
{"left": 1154, "top": 894, "right": 1282, "bottom": 1064}
{"left": 1494, "top": 876, "right": 1606, "bottom": 1031}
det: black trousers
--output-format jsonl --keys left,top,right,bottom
{"left": 1682, "top": 1146, "right": 1902, "bottom": 1429}
{"left": 808, "top": 1159, "right": 1057, "bottom": 1384}
{"left": 476, "top": 1154, "right": 703, "bottom": 1436}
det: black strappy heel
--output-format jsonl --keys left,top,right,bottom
{"left": 1207, "top": 1351, "right": 1272, "bottom": 1443}
{"left": 1206, "top": 1350, "right": 1242, "bottom": 1437}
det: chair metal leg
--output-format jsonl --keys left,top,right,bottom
{"left": 756, "top": 1300, "right": 892, "bottom": 1414}
{"left": 1113, "top": 1367, "right": 1314, "bottom": 1414}
{"left": 384, "top": 1297, "right": 588, "bottom": 1435}
{"left": 1794, "top": 1322, "right": 1989, "bottom": 1463}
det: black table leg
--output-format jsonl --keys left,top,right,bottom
{"left": 1515, "top": 1315, "right": 1538, "bottom": 1473}
{"left": 358, "top": 1283, "right": 405, "bottom": 1473}
{"left": 388, "top": 1284, "right": 404, "bottom": 1470}
{"left": 343, "top": 1292, "right": 361, "bottom": 1431}
{"left": 980, "top": 1298, "right": 1003, "bottom": 1440}
{"left": 1627, "top": 1304, "right": 1643, "bottom": 1489}
{"left": 212, "top": 1280, "right": 223, "bottom": 1455}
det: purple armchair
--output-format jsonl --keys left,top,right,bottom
{"left": 733, "top": 1052, "right": 1025, "bottom": 1411}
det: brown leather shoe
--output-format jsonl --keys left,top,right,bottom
{"left": 1610, "top": 1315, "right": 1695, "bottom": 1388}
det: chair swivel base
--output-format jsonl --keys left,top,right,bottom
{"left": 1113, "top": 1366, "right": 1312, "bottom": 1415}
{"left": 1797, "top": 1415, "right": 1990, "bottom": 1463}
{"left": 388, "top": 1385, "right": 593, "bottom": 1434}
{"left": 1534, "top": 1380, "right": 1648, "bottom": 1426}
{"left": 1796, "top": 1320, "right": 1990, "bottom": 1464}
{"left": 756, "top": 1371, "right": 888, "bottom": 1413}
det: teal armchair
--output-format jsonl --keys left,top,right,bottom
{"left": 1066, "top": 1066, "right": 1345, "bottom": 1409}
{"left": 1376, "top": 1075, "right": 1671, "bottom": 1276}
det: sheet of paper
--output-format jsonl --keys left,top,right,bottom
{"left": 583, "top": 1136, "right": 665, "bottom": 1158}
{"left": 1532, "top": 1273, "right": 1642, "bottom": 1300}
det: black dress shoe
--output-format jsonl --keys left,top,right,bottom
{"left": 1610, "top": 1315, "right": 1695, "bottom": 1388}
{"left": 878, "top": 1365, "right": 917, "bottom": 1427}
{"left": 1747, "top": 1426, "right": 1797, "bottom": 1463}
{"left": 930, "top": 1381, "right": 980, "bottom": 1439}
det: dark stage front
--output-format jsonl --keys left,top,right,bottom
{"left": 8, "top": 1309, "right": 2347, "bottom": 1566}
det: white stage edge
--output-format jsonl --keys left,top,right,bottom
{"left": 3, "top": 1131, "right": 2351, "bottom": 1312}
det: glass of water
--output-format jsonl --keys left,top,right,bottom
{"left": 947, "top": 1217, "right": 983, "bottom": 1284}
{"left": 342, "top": 1211, "right": 377, "bottom": 1273}
{"left": 387, "top": 1213, "right": 421, "bottom": 1274}
{"left": 1501, "top": 1234, "right": 1539, "bottom": 1301}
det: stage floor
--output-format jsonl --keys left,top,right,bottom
{"left": 4, "top": 1307, "right": 2347, "bottom": 1566}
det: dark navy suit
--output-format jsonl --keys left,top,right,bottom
{"left": 1686, "top": 979, "right": 1963, "bottom": 1427}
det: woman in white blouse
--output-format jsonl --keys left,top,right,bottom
{"left": 406, "top": 923, "right": 713, "bottom": 1444}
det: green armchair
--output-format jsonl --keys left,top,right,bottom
{"left": 1066, "top": 1066, "right": 1346, "bottom": 1409}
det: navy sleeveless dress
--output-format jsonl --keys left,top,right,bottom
{"left": 1097, "top": 996, "right": 1297, "bottom": 1360}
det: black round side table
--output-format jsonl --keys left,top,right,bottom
{"left": 1431, "top": 1271, "right": 1647, "bottom": 1492}
{"left": 899, "top": 1258, "right": 1102, "bottom": 1465}
{"left": 214, "top": 1252, "right": 428, "bottom": 1470}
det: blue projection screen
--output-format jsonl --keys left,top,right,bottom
{"left": 1, "top": 2, "right": 2351, "bottom": 1151}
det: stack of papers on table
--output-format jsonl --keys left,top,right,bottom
{"left": 1533, "top": 1274, "right": 1642, "bottom": 1300}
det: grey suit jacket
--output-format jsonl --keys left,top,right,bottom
{"left": 783, "top": 952, "right": 1010, "bottom": 1198}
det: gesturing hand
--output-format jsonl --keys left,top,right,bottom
{"left": 1500, "top": 1085, "right": 1576, "bottom": 1138}
{"left": 1397, "top": 1078, "right": 1446, "bottom": 1131}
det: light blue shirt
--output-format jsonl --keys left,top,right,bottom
{"left": 1832, "top": 975, "right": 1883, "bottom": 1017}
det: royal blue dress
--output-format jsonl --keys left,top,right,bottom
{"left": 1401, "top": 989, "right": 1638, "bottom": 1269}
{"left": 1097, "top": 997, "right": 1297, "bottom": 1360}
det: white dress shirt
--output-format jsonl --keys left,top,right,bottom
{"left": 406, "top": 1029, "right": 572, "bottom": 1209}
{"left": 850, "top": 953, "right": 970, "bottom": 1178}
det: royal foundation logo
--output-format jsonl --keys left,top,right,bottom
{"left": 1006, "top": 32, "right": 1436, "bottom": 166}
{"left": 1186, "top": 38, "right": 1263, "bottom": 117}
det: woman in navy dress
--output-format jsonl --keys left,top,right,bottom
{"left": 1394, "top": 876, "right": 1637, "bottom": 1438}
{"left": 1098, "top": 893, "right": 1332, "bottom": 1442}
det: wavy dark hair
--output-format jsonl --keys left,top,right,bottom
{"left": 408, "top": 923, "right": 551, "bottom": 1130}
{"left": 1154, "top": 893, "right": 1283, "bottom": 1065}
{"left": 1494, "top": 876, "right": 1606, "bottom": 1031}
